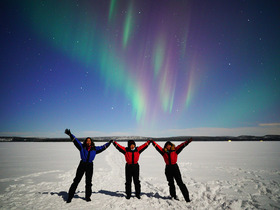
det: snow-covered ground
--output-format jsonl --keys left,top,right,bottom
{"left": 0, "top": 141, "right": 279, "bottom": 209}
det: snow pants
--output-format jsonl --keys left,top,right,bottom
{"left": 165, "top": 164, "right": 190, "bottom": 202}
{"left": 125, "top": 163, "right": 141, "bottom": 198}
{"left": 67, "top": 160, "right": 93, "bottom": 202}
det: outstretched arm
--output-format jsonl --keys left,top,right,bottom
{"left": 65, "top": 129, "right": 82, "bottom": 151}
{"left": 152, "top": 140, "right": 164, "bottom": 156}
{"left": 113, "top": 141, "right": 126, "bottom": 155}
{"left": 175, "top": 138, "right": 192, "bottom": 154}
{"left": 138, "top": 140, "right": 151, "bottom": 154}
{"left": 96, "top": 140, "right": 113, "bottom": 154}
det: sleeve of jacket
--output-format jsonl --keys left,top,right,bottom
{"left": 175, "top": 139, "right": 190, "bottom": 154}
{"left": 96, "top": 142, "right": 110, "bottom": 154}
{"left": 152, "top": 140, "right": 164, "bottom": 156}
{"left": 113, "top": 141, "right": 126, "bottom": 155}
{"left": 72, "top": 135, "right": 82, "bottom": 151}
{"left": 138, "top": 140, "right": 151, "bottom": 154}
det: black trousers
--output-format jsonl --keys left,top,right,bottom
{"left": 125, "top": 163, "right": 141, "bottom": 197}
{"left": 165, "top": 164, "right": 190, "bottom": 202}
{"left": 67, "top": 160, "right": 93, "bottom": 201}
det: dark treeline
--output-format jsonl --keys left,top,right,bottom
{"left": 0, "top": 135, "right": 280, "bottom": 142}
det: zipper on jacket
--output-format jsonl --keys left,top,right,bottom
{"left": 168, "top": 152, "right": 172, "bottom": 165}
{"left": 132, "top": 151, "right": 135, "bottom": 164}
{"left": 86, "top": 150, "right": 91, "bottom": 162}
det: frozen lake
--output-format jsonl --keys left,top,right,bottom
{"left": 0, "top": 141, "right": 279, "bottom": 209}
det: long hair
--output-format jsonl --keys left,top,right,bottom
{"left": 83, "top": 137, "right": 96, "bottom": 150}
{"left": 164, "top": 141, "right": 175, "bottom": 152}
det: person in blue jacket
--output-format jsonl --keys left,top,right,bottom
{"left": 65, "top": 129, "right": 112, "bottom": 203}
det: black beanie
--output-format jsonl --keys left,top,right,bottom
{"left": 164, "top": 141, "right": 172, "bottom": 148}
{"left": 128, "top": 140, "right": 136, "bottom": 147}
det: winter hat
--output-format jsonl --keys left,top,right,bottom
{"left": 164, "top": 141, "right": 172, "bottom": 148}
{"left": 128, "top": 140, "right": 136, "bottom": 147}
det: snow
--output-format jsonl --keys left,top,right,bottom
{"left": 0, "top": 141, "right": 279, "bottom": 209}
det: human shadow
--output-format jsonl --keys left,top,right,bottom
{"left": 141, "top": 192, "right": 169, "bottom": 200}
{"left": 93, "top": 189, "right": 125, "bottom": 198}
{"left": 39, "top": 191, "right": 85, "bottom": 202}
{"left": 95, "top": 189, "right": 168, "bottom": 200}
{"left": 50, "top": 191, "right": 69, "bottom": 201}
{"left": 40, "top": 190, "right": 169, "bottom": 201}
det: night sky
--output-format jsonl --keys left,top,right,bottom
{"left": 1, "top": 0, "right": 280, "bottom": 137}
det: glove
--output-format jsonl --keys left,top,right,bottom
{"left": 109, "top": 140, "right": 113, "bottom": 144}
{"left": 188, "top": 138, "right": 193, "bottom": 143}
{"left": 65, "top": 129, "right": 71, "bottom": 136}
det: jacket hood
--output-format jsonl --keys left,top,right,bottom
{"left": 128, "top": 140, "right": 136, "bottom": 147}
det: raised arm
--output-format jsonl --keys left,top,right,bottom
{"left": 65, "top": 129, "right": 82, "bottom": 151}
{"left": 96, "top": 140, "right": 113, "bottom": 154}
{"left": 152, "top": 140, "right": 164, "bottom": 156}
{"left": 113, "top": 141, "right": 126, "bottom": 155}
{"left": 138, "top": 140, "right": 151, "bottom": 154}
{"left": 175, "top": 138, "right": 192, "bottom": 154}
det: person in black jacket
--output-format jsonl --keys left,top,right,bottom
{"left": 65, "top": 129, "right": 112, "bottom": 203}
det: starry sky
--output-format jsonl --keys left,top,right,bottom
{"left": 1, "top": 0, "right": 280, "bottom": 137}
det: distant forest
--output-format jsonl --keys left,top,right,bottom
{"left": 0, "top": 135, "right": 280, "bottom": 142}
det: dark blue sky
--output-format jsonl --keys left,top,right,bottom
{"left": 1, "top": 0, "right": 280, "bottom": 137}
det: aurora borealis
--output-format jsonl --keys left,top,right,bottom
{"left": 1, "top": 0, "right": 280, "bottom": 137}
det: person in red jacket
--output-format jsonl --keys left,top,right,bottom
{"left": 152, "top": 138, "right": 192, "bottom": 202}
{"left": 113, "top": 139, "right": 151, "bottom": 199}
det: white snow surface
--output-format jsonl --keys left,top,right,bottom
{"left": 0, "top": 141, "right": 279, "bottom": 209}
